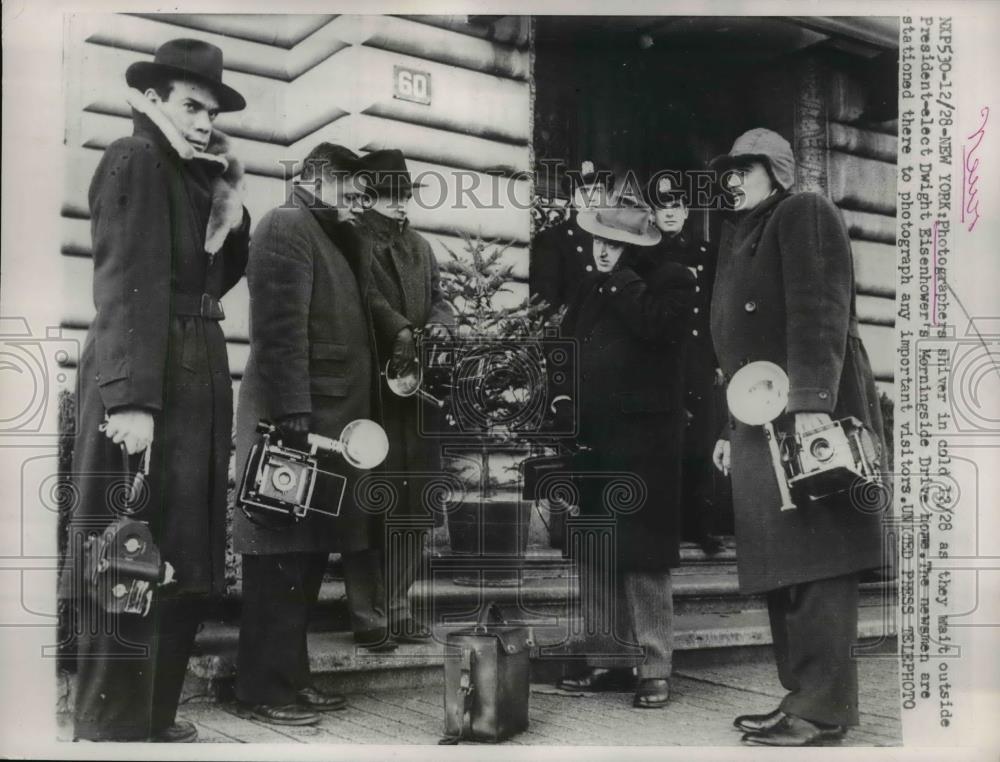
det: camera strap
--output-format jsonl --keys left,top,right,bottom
{"left": 118, "top": 444, "right": 151, "bottom": 514}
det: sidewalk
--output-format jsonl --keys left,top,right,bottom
{"left": 58, "top": 648, "right": 902, "bottom": 746}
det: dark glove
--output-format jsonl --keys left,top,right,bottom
{"left": 277, "top": 413, "right": 310, "bottom": 452}
{"left": 391, "top": 327, "right": 417, "bottom": 376}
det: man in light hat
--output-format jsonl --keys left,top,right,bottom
{"left": 643, "top": 172, "right": 727, "bottom": 557}
{"left": 708, "top": 128, "right": 887, "bottom": 745}
{"left": 353, "top": 148, "right": 454, "bottom": 644}
{"left": 63, "top": 38, "right": 250, "bottom": 742}
{"left": 552, "top": 204, "right": 695, "bottom": 709}
{"left": 529, "top": 159, "right": 615, "bottom": 318}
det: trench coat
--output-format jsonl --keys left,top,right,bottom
{"left": 529, "top": 212, "right": 597, "bottom": 316}
{"left": 562, "top": 249, "right": 696, "bottom": 571}
{"left": 353, "top": 210, "right": 453, "bottom": 521}
{"left": 710, "top": 190, "right": 887, "bottom": 594}
{"left": 66, "top": 112, "right": 250, "bottom": 597}
{"left": 233, "top": 189, "right": 389, "bottom": 554}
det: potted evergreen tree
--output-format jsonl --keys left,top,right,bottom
{"left": 428, "top": 235, "right": 555, "bottom": 585}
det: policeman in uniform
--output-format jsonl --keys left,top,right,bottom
{"left": 643, "top": 173, "right": 726, "bottom": 555}
{"left": 529, "top": 160, "right": 615, "bottom": 318}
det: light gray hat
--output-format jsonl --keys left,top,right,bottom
{"left": 709, "top": 128, "right": 796, "bottom": 191}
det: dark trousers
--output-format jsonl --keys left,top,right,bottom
{"left": 236, "top": 549, "right": 393, "bottom": 705}
{"left": 767, "top": 573, "right": 860, "bottom": 726}
{"left": 73, "top": 595, "right": 207, "bottom": 741}
{"left": 576, "top": 554, "right": 674, "bottom": 680}
{"left": 341, "top": 526, "right": 429, "bottom": 632}
{"left": 236, "top": 552, "right": 328, "bottom": 705}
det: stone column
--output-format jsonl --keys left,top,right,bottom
{"left": 794, "top": 55, "right": 830, "bottom": 194}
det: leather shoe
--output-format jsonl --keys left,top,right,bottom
{"left": 733, "top": 707, "right": 785, "bottom": 733}
{"left": 633, "top": 678, "right": 670, "bottom": 708}
{"left": 244, "top": 703, "right": 319, "bottom": 726}
{"left": 297, "top": 686, "right": 347, "bottom": 712}
{"left": 391, "top": 619, "right": 433, "bottom": 644}
{"left": 150, "top": 719, "right": 198, "bottom": 742}
{"left": 741, "top": 714, "right": 846, "bottom": 746}
{"left": 354, "top": 628, "right": 398, "bottom": 652}
{"left": 557, "top": 667, "right": 633, "bottom": 692}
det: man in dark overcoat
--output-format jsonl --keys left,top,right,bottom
{"left": 643, "top": 173, "right": 727, "bottom": 555}
{"left": 551, "top": 205, "right": 695, "bottom": 709}
{"left": 708, "top": 128, "right": 888, "bottom": 745}
{"left": 63, "top": 39, "right": 250, "bottom": 743}
{"left": 529, "top": 160, "right": 614, "bottom": 317}
{"left": 353, "top": 148, "right": 454, "bottom": 642}
{"left": 232, "top": 144, "right": 395, "bottom": 726}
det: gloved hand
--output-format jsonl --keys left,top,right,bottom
{"left": 277, "top": 413, "right": 310, "bottom": 452}
{"left": 391, "top": 327, "right": 417, "bottom": 376}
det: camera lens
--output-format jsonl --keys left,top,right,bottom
{"left": 810, "top": 437, "right": 834, "bottom": 462}
{"left": 271, "top": 466, "right": 298, "bottom": 493}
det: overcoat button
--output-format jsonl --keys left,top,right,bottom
{"left": 610, "top": 286, "right": 617, "bottom": 293}
{"left": 818, "top": 391, "right": 829, "bottom": 400}
{"left": 744, "top": 300, "right": 757, "bottom": 313}
{"left": 567, "top": 229, "right": 574, "bottom": 236}
{"left": 692, "top": 329, "right": 699, "bottom": 336}
{"left": 598, "top": 287, "right": 604, "bottom": 294}
{"left": 693, "top": 307, "right": 699, "bottom": 314}
{"left": 697, "top": 264, "right": 704, "bottom": 271}
{"left": 695, "top": 286, "right": 701, "bottom": 293}
{"left": 585, "top": 265, "right": 593, "bottom": 272}
{"left": 576, "top": 245, "right": 583, "bottom": 252}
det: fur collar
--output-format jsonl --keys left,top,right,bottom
{"left": 125, "top": 88, "right": 246, "bottom": 255}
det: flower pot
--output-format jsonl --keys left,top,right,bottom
{"left": 445, "top": 491, "right": 530, "bottom": 586}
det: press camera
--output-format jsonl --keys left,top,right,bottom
{"left": 726, "top": 361, "right": 882, "bottom": 510}
{"left": 238, "top": 419, "right": 389, "bottom": 528}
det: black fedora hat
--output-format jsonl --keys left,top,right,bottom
{"left": 126, "top": 38, "right": 246, "bottom": 113}
{"left": 357, "top": 149, "right": 424, "bottom": 195}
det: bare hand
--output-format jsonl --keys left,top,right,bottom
{"left": 712, "top": 439, "right": 731, "bottom": 476}
{"left": 103, "top": 409, "right": 154, "bottom": 455}
{"left": 794, "top": 412, "right": 833, "bottom": 437}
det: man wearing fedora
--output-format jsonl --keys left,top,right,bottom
{"left": 63, "top": 38, "right": 250, "bottom": 742}
{"left": 353, "top": 148, "right": 453, "bottom": 642}
{"left": 530, "top": 159, "right": 615, "bottom": 319}
{"left": 643, "top": 173, "right": 727, "bottom": 557}
{"left": 232, "top": 143, "right": 402, "bottom": 726}
{"left": 708, "top": 128, "right": 887, "bottom": 745}
{"left": 552, "top": 203, "right": 695, "bottom": 709}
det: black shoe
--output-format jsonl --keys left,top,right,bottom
{"left": 244, "top": 703, "right": 320, "bottom": 726}
{"left": 633, "top": 678, "right": 670, "bottom": 708}
{"left": 741, "top": 714, "right": 846, "bottom": 746}
{"left": 150, "top": 720, "right": 198, "bottom": 743}
{"left": 297, "top": 686, "right": 347, "bottom": 712}
{"left": 391, "top": 619, "right": 433, "bottom": 644}
{"left": 557, "top": 667, "right": 633, "bottom": 692}
{"left": 354, "top": 628, "right": 398, "bottom": 652}
{"left": 733, "top": 707, "right": 785, "bottom": 733}
{"left": 699, "top": 534, "right": 725, "bottom": 556}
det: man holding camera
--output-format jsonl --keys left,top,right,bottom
{"left": 353, "top": 148, "right": 453, "bottom": 642}
{"left": 232, "top": 143, "right": 394, "bottom": 726}
{"left": 709, "top": 128, "right": 887, "bottom": 746}
{"left": 64, "top": 39, "right": 251, "bottom": 742}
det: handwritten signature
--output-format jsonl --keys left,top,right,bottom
{"left": 962, "top": 106, "right": 989, "bottom": 233}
